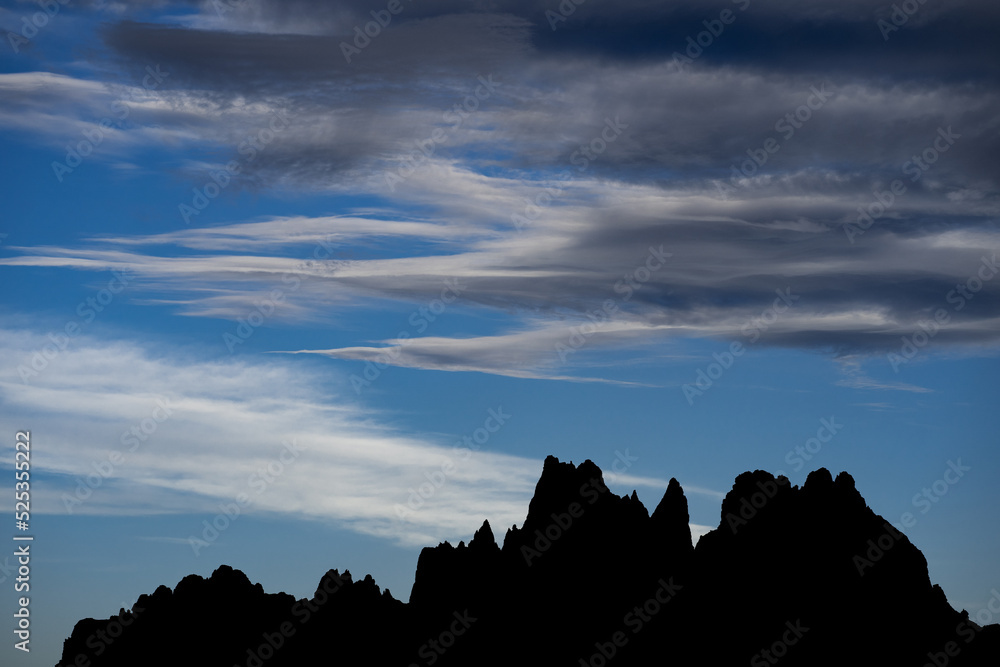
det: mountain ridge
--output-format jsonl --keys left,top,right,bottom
{"left": 58, "top": 456, "right": 1000, "bottom": 666}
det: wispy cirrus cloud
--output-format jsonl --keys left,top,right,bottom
{"left": 0, "top": 329, "right": 724, "bottom": 545}
{"left": 0, "top": 329, "right": 542, "bottom": 546}
{"left": 3, "top": 179, "right": 998, "bottom": 383}
{"left": 835, "top": 356, "right": 933, "bottom": 393}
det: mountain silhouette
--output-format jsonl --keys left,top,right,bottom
{"left": 58, "top": 456, "right": 1000, "bottom": 666}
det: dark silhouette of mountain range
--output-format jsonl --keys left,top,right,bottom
{"left": 58, "top": 456, "right": 1000, "bottom": 666}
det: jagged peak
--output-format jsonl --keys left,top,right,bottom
{"left": 726, "top": 469, "right": 780, "bottom": 497}
{"left": 651, "top": 476, "right": 693, "bottom": 554}
{"left": 804, "top": 467, "right": 834, "bottom": 490}
{"left": 833, "top": 470, "right": 867, "bottom": 509}
{"left": 835, "top": 470, "right": 856, "bottom": 489}
{"left": 501, "top": 524, "right": 520, "bottom": 550}
{"left": 578, "top": 458, "right": 603, "bottom": 480}
{"left": 540, "top": 454, "right": 566, "bottom": 476}
{"left": 803, "top": 469, "right": 865, "bottom": 508}
{"left": 537, "top": 456, "right": 604, "bottom": 486}
{"left": 652, "top": 477, "right": 688, "bottom": 522}
{"left": 470, "top": 519, "right": 498, "bottom": 551}
{"left": 210, "top": 564, "right": 254, "bottom": 589}
{"left": 526, "top": 456, "right": 609, "bottom": 524}
{"left": 314, "top": 568, "right": 349, "bottom": 598}
{"left": 720, "top": 470, "right": 789, "bottom": 523}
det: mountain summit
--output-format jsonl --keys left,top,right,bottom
{"left": 58, "top": 457, "right": 1000, "bottom": 666}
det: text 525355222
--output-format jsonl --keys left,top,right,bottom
{"left": 13, "top": 430, "right": 33, "bottom": 653}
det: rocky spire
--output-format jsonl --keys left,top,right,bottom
{"left": 651, "top": 477, "right": 694, "bottom": 555}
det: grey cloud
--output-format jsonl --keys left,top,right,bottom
{"left": 3, "top": 0, "right": 1000, "bottom": 382}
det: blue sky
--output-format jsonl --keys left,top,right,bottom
{"left": 1, "top": 0, "right": 999, "bottom": 664}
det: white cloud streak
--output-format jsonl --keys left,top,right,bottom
{"left": 0, "top": 330, "right": 718, "bottom": 546}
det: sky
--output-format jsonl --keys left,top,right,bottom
{"left": 0, "top": 0, "right": 999, "bottom": 664}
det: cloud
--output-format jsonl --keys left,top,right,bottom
{"left": 0, "top": 329, "right": 724, "bottom": 547}
{"left": 3, "top": 177, "right": 998, "bottom": 380}
{"left": 93, "top": 215, "right": 483, "bottom": 250}
{"left": 285, "top": 322, "right": 673, "bottom": 385}
{"left": 0, "top": 329, "right": 543, "bottom": 546}
{"left": 610, "top": 473, "right": 727, "bottom": 501}
{"left": 834, "top": 356, "right": 932, "bottom": 393}
{"left": 2, "top": 0, "right": 999, "bottom": 385}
